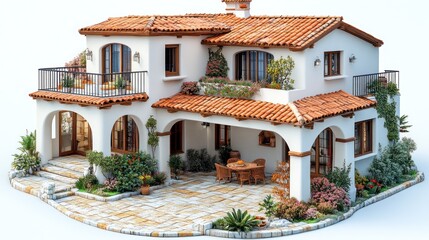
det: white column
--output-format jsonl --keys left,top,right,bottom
{"left": 90, "top": 115, "right": 111, "bottom": 183}
{"left": 289, "top": 154, "right": 311, "bottom": 202}
{"left": 37, "top": 110, "right": 52, "bottom": 165}
{"left": 158, "top": 135, "right": 171, "bottom": 180}
{"left": 335, "top": 138, "right": 356, "bottom": 201}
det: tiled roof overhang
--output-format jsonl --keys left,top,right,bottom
{"left": 29, "top": 91, "right": 149, "bottom": 109}
{"left": 152, "top": 90, "right": 376, "bottom": 126}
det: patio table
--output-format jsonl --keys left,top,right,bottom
{"left": 226, "top": 162, "right": 258, "bottom": 172}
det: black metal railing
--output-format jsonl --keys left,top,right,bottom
{"left": 38, "top": 66, "right": 147, "bottom": 97}
{"left": 352, "top": 70, "right": 399, "bottom": 97}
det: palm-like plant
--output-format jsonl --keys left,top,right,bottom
{"left": 223, "top": 208, "right": 260, "bottom": 232}
{"left": 12, "top": 130, "right": 41, "bottom": 174}
{"left": 399, "top": 114, "right": 412, "bottom": 133}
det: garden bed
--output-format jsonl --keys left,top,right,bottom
{"left": 197, "top": 172, "right": 424, "bottom": 238}
{"left": 73, "top": 184, "right": 168, "bottom": 202}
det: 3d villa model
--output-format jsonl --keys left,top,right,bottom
{"left": 29, "top": 0, "right": 400, "bottom": 202}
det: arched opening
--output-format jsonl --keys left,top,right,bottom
{"left": 102, "top": 43, "right": 132, "bottom": 82}
{"left": 310, "top": 128, "right": 333, "bottom": 178}
{"left": 111, "top": 115, "right": 139, "bottom": 154}
{"left": 58, "top": 111, "right": 92, "bottom": 156}
{"left": 235, "top": 50, "right": 274, "bottom": 82}
{"left": 170, "top": 121, "right": 183, "bottom": 155}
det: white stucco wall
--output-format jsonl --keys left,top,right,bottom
{"left": 302, "top": 29, "right": 380, "bottom": 100}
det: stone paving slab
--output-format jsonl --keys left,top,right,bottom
{"left": 48, "top": 155, "right": 89, "bottom": 173}
{"left": 9, "top": 158, "right": 425, "bottom": 238}
{"left": 41, "top": 164, "right": 83, "bottom": 179}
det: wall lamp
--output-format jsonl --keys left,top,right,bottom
{"left": 133, "top": 51, "right": 140, "bottom": 63}
{"left": 201, "top": 122, "right": 210, "bottom": 128}
{"left": 349, "top": 54, "right": 357, "bottom": 63}
{"left": 314, "top": 57, "right": 321, "bottom": 66}
{"left": 85, "top": 48, "right": 93, "bottom": 61}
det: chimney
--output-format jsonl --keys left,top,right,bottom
{"left": 222, "top": 0, "right": 252, "bottom": 18}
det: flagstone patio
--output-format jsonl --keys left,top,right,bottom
{"left": 55, "top": 172, "right": 273, "bottom": 233}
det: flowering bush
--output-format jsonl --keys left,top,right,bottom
{"left": 266, "top": 56, "right": 295, "bottom": 90}
{"left": 274, "top": 197, "right": 308, "bottom": 221}
{"left": 65, "top": 50, "right": 86, "bottom": 69}
{"left": 315, "top": 201, "right": 335, "bottom": 214}
{"left": 205, "top": 47, "right": 229, "bottom": 78}
{"left": 271, "top": 161, "right": 290, "bottom": 201}
{"left": 104, "top": 178, "right": 118, "bottom": 191}
{"left": 310, "top": 177, "right": 351, "bottom": 212}
{"left": 366, "top": 179, "right": 382, "bottom": 194}
{"left": 304, "top": 207, "right": 322, "bottom": 220}
{"left": 139, "top": 175, "right": 153, "bottom": 186}
{"left": 180, "top": 81, "right": 200, "bottom": 95}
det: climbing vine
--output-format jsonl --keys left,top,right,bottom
{"left": 368, "top": 81, "right": 399, "bottom": 142}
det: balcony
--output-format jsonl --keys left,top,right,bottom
{"left": 353, "top": 70, "right": 399, "bottom": 97}
{"left": 38, "top": 67, "right": 147, "bottom": 97}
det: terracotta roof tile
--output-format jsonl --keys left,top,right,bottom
{"left": 29, "top": 91, "right": 149, "bottom": 109}
{"left": 222, "top": 0, "right": 252, "bottom": 2}
{"left": 80, "top": 13, "right": 382, "bottom": 50}
{"left": 152, "top": 90, "right": 375, "bottom": 126}
{"left": 79, "top": 15, "right": 231, "bottom": 36}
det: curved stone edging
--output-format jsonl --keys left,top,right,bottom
{"left": 10, "top": 172, "right": 424, "bottom": 238}
{"left": 201, "top": 172, "right": 425, "bottom": 238}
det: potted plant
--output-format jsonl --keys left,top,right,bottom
{"left": 61, "top": 75, "right": 75, "bottom": 92}
{"left": 114, "top": 75, "right": 127, "bottom": 94}
{"left": 139, "top": 175, "right": 153, "bottom": 195}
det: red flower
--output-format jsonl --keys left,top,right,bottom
{"left": 371, "top": 179, "right": 377, "bottom": 183}
{"left": 369, "top": 185, "right": 374, "bottom": 189}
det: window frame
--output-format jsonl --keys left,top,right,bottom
{"left": 310, "top": 128, "right": 333, "bottom": 178}
{"left": 235, "top": 50, "right": 273, "bottom": 82}
{"left": 258, "top": 131, "right": 276, "bottom": 148}
{"left": 102, "top": 43, "right": 132, "bottom": 82}
{"left": 111, "top": 115, "right": 139, "bottom": 154}
{"left": 165, "top": 44, "right": 180, "bottom": 77}
{"left": 354, "top": 120, "right": 373, "bottom": 157}
{"left": 324, "top": 51, "right": 341, "bottom": 77}
{"left": 170, "top": 121, "right": 183, "bottom": 154}
{"left": 215, "top": 124, "right": 231, "bottom": 150}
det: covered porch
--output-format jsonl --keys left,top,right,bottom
{"left": 152, "top": 90, "right": 376, "bottom": 201}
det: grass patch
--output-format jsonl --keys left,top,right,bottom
{"left": 78, "top": 188, "right": 120, "bottom": 197}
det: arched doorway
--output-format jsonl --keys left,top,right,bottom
{"left": 111, "top": 115, "right": 139, "bottom": 154}
{"left": 310, "top": 128, "right": 333, "bottom": 178}
{"left": 59, "top": 111, "right": 92, "bottom": 156}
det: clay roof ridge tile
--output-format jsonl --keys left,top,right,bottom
{"left": 288, "top": 102, "right": 305, "bottom": 125}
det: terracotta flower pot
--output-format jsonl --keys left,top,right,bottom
{"left": 140, "top": 185, "right": 150, "bottom": 195}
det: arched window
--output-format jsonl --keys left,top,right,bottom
{"left": 310, "top": 128, "right": 333, "bottom": 178}
{"left": 102, "top": 43, "right": 131, "bottom": 81}
{"left": 235, "top": 51, "right": 273, "bottom": 82}
{"left": 111, "top": 115, "right": 139, "bottom": 154}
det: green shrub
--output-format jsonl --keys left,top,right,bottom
{"left": 169, "top": 155, "right": 183, "bottom": 179}
{"left": 223, "top": 208, "right": 260, "bottom": 232}
{"left": 368, "top": 146, "right": 402, "bottom": 186}
{"left": 212, "top": 218, "right": 227, "bottom": 230}
{"left": 258, "top": 195, "right": 278, "bottom": 219}
{"left": 113, "top": 152, "right": 157, "bottom": 192}
{"left": 205, "top": 47, "right": 229, "bottom": 78}
{"left": 316, "top": 201, "right": 335, "bottom": 214}
{"left": 274, "top": 198, "right": 308, "bottom": 222}
{"left": 76, "top": 174, "right": 98, "bottom": 190}
{"left": 389, "top": 137, "right": 417, "bottom": 174}
{"left": 186, "top": 148, "right": 216, "bottom": 172}
{"left": 325, "top": 162, "right": 351, "bottom": 192}
{"left": 12, "top": 130, "right": 40, "bottom": 174}
{"left": 86, "top": 151, "right": 104, "bottom": 175}
{"left": 152, "top": 172, "right": 167, "bottom": 186}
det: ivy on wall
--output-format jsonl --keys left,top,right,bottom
{"left": 369, "top": 81, "right": 400, "bottom": 142}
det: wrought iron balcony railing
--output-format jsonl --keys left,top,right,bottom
{"left": 353, "top": 70, "right": 399, "bottom": 97}
{"left": 38, "top": 66, "right": 147, "bottom": 97}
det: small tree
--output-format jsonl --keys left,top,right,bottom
{"left": 205, "top": 47, "right": 229, "bottom": 78}
{"left": 271, "top": 161, "right": 290, "bottom": 201}
{"left": 267, "top": 56, "right": 295, "bottom": 90}
{"left": 145, "top": 115, "right": 159, "bottom": 158}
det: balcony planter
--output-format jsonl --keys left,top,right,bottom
{"left": 199, "top": 81, "right": 259, "bottom": 99}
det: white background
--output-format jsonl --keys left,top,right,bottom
{"left": 0, "top": 0, "right": 428, "bottom": 239}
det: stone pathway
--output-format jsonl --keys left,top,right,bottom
{"left": 56, "top": 172, "right": 273, "bottom": 232}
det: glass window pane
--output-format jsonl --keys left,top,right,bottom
{"left": 112, "top": 44, "right": 120, "bottom": 73}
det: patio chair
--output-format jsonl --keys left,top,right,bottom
{"left": 215, "top": 163, "right": 232, "bottom": 183}
{"left": 251, "top": 166, "right": 266, "bottom": 185}
{"left": 238, "top": 171, "right": 251, "bottom": 187}
{"left": 227, "top": 158, "right": 239, "bottom": 164}
{"left": 252, "top": 158, "right": 266, "bottom": 166}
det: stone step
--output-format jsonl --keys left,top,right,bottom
{"left": 54, "top": 191, "right": 75, "bottom": 200}
{"left": 35, "top": 171, "right": 78, "bottom": 185}
{"left": 41, "top": 164, "right": 83, "bottom": 180}
{"left": 48, "top": 159, "right": 88, "bottom": 173}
